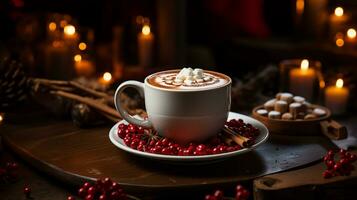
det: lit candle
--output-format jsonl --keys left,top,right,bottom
{"left": 345, "top": 28, "right": 356, "bottom": 46}
{"left": 138, "top": 25, "right": 154, "bottom": 68}
{"left": 329, "top": 7, "right": 348, "bottom": 36}
{"left": 44, "top": 40, "right": 74, "bottom": 79}
{"left": 325, "top": 79, "right": 349, "bottom": 115}
{"left": 74, "top": 54, "right": 95, "bottom": 77}
{"left": 98, "top": 72, "right": 113, "bottom": 87}
{"left": 0, "top": 113, "right": 3, "bottom": 124}
{"left": 63, "top": 24, "right": 79, "bottom": 46}
{"left": 335, "top": 32, "right": 344, "bottom": 47}
{"left": 289, "top": 59, "right": 316, "bottom": 100}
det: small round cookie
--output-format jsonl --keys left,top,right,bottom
{"left": 313, "top": 108, "right": 326, "bottom": 117}
{"left": 293, "top": 96, "right": 305, "bottom": 103}
{"left": 274, "top": 100, "right": 288, "bottom": 113}
{"left": 282, "top": 113, "right": 293, "bottom": 120}
{"left": 304, "top": 114, "right": 317, "bottom": 119}
{"left": 257, "top": 109, "right": 268, "bottom": 116}
{"left": 268, "top": 111, "right": 281, "bottom": 119}
{"left": 280, "top": 93, "right": 293, "bottom": 104}
{"left": 264, "top": 99, "right": 276, "bottom": 111}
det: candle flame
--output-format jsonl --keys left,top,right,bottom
{"left": 103, "top": 72, "right": 112, "bottom": 82}
{"left": 336, "top": 79, "right": 344, "bottom": 88}
{"left": 347, "top": 28, "right": 356, "bottom": 39}
{"left": 336, "top": 38, "right": 344, "bottom": 47}
{"left": 300, "top": 59, "right": 309, "bottom": 70}
{"left": 49, "top": 22, "right": 56, "bottom": 31}
{"left": 320, "top": 80, "right": 325, "bottom": 88}
{"left": 74, "top": 54, "right": 82, "bottom": 62}
{"left": 0, "top": 114, "right": 3, "bottom": 122}
{"left": 334, "top": 7, "right": 344, "bottom": 17}
{"left": 296, "top": 0, "right": 304, "bottom": 14}
{"left": 142, "top": 25, "right": 151, "bottom": 35}
{"left": 78, "top": 42, "right": 87, "bottom": 50}
{"left": 64, "top": 25, "right": 76, "bottom": 35}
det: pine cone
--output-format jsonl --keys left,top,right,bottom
{"left": 0, "top": 57, "right": 29, "bottom": 108}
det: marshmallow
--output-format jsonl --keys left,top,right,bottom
{"left": 193, "top": 68, "right": 203, "bottom": 78}
{"left": 184, "top": 79, "right": 193, "bottom": 85}
{"left": 264, "top": 99, "right": 276, "bottom": 111}
{"left": 274, "top": 100, "right": 288, "bottom": 113}
{"left": 203, "top": 76, "right": 211, "bottom": 82}
{"left": 268, "top": 111, "right": 281, "bottom": 119}
{"left": 276, "top": 93, "right": 283, "bottom": 100}
{"left": 257, "top": 109, "right": 268, "bottom": 116}
{"left": 280, "top": 93, "right": 293, "bottom": 104}
{"left": 313, "top": 108, "right": 326, "bottom": 117}
{"left": 196, "top": 79, "right": 204, "bottom": 83}
{"left": 282, "top": 113, "right": 293, "bottom": 120}
{"left": 305, "top": 114, "right": 317, "bottom": 119}
{"left": 289, "top": 102, "right": 302, "bottom": 118}
{"left": 293, "top": 96, "right": 305, "bottom": 103}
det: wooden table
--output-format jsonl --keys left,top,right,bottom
{"left": 1, "top": 106, "right": 357, "bottom": 200}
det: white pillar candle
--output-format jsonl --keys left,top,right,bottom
{"left": 138, "top": 25, "right": 154, "bottom": 68}
{"left": 289, "top": 59, "right": 316, "bottom": 100}
{"left": 325, "top": 79, "right": 349, "bottom": 115}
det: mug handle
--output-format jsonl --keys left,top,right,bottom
{"left": 114, "top": 80, "right": 153, "bottom": 128}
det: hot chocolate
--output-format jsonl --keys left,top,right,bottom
{"left": 146, "top": 68, "right": 230, "bottom": 90}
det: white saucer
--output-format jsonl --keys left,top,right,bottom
{"left": 109, "top": 112, "right": 269, "bottom": 163}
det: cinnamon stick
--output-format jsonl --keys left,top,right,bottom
{"left": 222, "top": 126, "right": 252, "bottom": 147}
{"left": 51, "top": 90, "right": 121, "bottom": 119}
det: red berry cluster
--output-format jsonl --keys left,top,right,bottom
{"left": 0, "top": 162, "right": 19, "bottom": 183}
{"left": 204, "top": 184, "right": 250, "bottom": 200}
{"left": 323, "top": 149, "right": 357, "bottom": 179}
{"left": 225, "top": 119, "right": 260, "bottom": 141}
{"left": 117, "top": 119, "right": 259, "bottom": 156}
{"left": 73, "top": 178, "right": 126, "bottom": 200}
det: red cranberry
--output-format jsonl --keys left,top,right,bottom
{"left": 326, "top": 160, "right": 335, "bottom": 169}
{"left": 205, "top": 194, "right": 216, "bottom": 200}
{"left": 339, "top": 149, "right": 347, "bottom": 156}
{"left": 110, "top": 191, "right": 120, "bottom": 199}
{"left": 161, "top": 138, "right": 169, "bottom": 146}
{"left": 137, "top": 126, "right": 144, "bottom": 134}
{"left": 118, "top": 124, "right": 127, "bottom": 130}
{"left": 78, "top": 187, "right": 86, "bottom": 197}
{"left": 23, "top": 186, "right": 31, "bottom": 197}
{"left": 340, "top": 158, "right": 349, "bottom": 166}
{"left": 85, "top": 194, "right": 94, "bottom": 200}
{"left": 350, "top": 154, "right": 357, "bottom": 162}
{"left": 87, "top": 186, "right": 96, "bottom": 195}
{"left": 117, "top": 129, "right": 127, "bottom": 138}
{"left": 67, "top": 196, "right": 75, "bottom": 200}
{"left": 334, "top": 163, "right": 342, "bottom": 171}
{"left": 214, "top": 190, "right": 223, "bottom": 199}
{"left": 82, "top": 182, "right": 91, "bottom": 190}
{"left": 161, "top": 147, "right": 172, "bottom": 155}
{"left": 99, "top": 194, "right": 107, "bottom": 200}
{"left": 127, "top": 124, "right": 137, "bottom": 133}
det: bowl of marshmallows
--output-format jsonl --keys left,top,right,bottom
{"left": 252, "top": 92, "right": 346, "bottom": 139}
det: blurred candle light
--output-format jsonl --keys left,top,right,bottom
{"left": 48, "top": 22, "right": 57, "bottom": 31}
{"left": 296, "top": 0, "right": 305, "bottom": 15}
{"left": 99, "top": 72, "right": 113, "bottom": 86}
{"left": 347, "top": 28, "right": 356, "bottom": 39}
{"left": 325, "top": 78, "right": 349, "bottom": 115}
{"left": 74, "top": 54, "right": 95, "bottom": 77}
{"left": 0, "top": 113, "right": 3, "bottom": 123}
{"left": 289, "top": 59, "right": 316, "bottom": 100}
{"left": 330, "top": 7, "right": 348, "bottom": 37}
{"left": 336, "top": 38, "right": 344, "bottom": 47}
{"left": 74, "top": 54, "right": 82, "bottom": 62}
{"left": 64, "top": 25, "right": 76, "bottom": 36}
{"left": 334, "top": 7, "right": 344, "bottom": 17}
{"left": 78, "top": 42, "right": 87, "bottom": 51}
{"left": 138, "top": 24, "right": 154, "bottom": 68}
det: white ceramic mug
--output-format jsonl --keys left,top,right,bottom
{"left": 114, "top": 70, "right": 231, "bottom": 144}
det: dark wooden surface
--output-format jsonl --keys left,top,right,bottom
{"left": 0, "top": 105, "right": 357, "bottom": 200}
